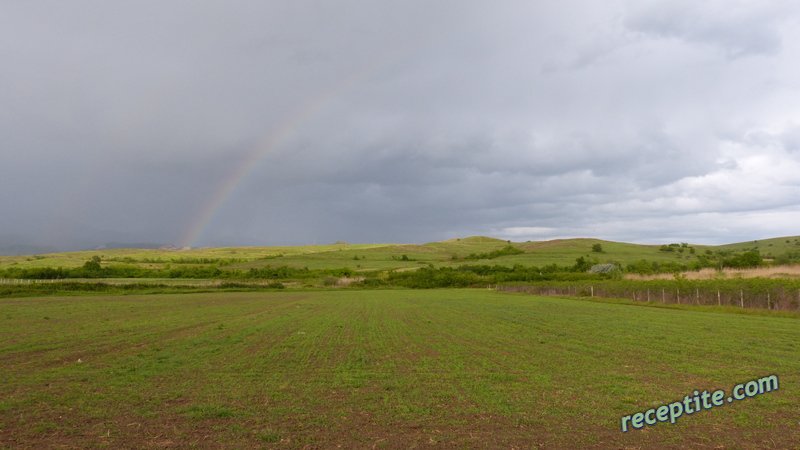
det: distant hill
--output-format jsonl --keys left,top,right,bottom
{"left": 2, "top": 235, "right": 799, "bottom": 272}
{"left": 714, "top": 236, "right": 800, "bottom": 255}
{"left": 0, "top": 243, "right": 59, "bottom": 257}
{"left": 0, "top": 234, "right": 60, "bottom": 256}
{"left": 437, "top": 236, "right": 509, "bottom": 244}
{"left": 93, "top": 242, "right": 166, "bottom": 250}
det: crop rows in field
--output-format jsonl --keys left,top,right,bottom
{"left": 1, "top": 290, "right": 798, "bottom": 448}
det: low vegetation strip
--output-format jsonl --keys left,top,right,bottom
{"left": 1, "top": 290, "right": 797, "bottom": 448}
{"left": 0, "top": 280, "right": 287, "bottom": 298}
{"left": 0, "top": 260, "right": 357, "bottom": 280}
{"left": 627, "top": 264, "right": 800, "bottom": 280}
{"left": 499, "top": 277, "right": 800, "bottom": 311}
{"left": 457, "top": 244, "right": 525, "bottom": 261}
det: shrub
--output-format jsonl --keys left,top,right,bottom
{"left": 461, "top": 245, "right": 524, "bottom": 261}
{"left": 322, "top": 277, "right": 339, "bottom": 287}
{"left": 359, "top": 278, "right": 386, "bottom": 287}
{"left": 588, "top": 264, "right": 617, "bottom": 274}
{"left": 218, "top": 282, "right": 251, "bottom": 289}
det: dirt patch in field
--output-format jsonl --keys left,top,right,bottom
{"left": 4, "top": 408, "right": 798, "bottom": 449}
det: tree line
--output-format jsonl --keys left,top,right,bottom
{"left": 0, "top": 257, "right": 355, "bottom": 280}
{"left": 0, "top": 247, "right": 779, "bottom": 288}
{"left": 625, "top": 250, "right": 766, "bottom": 274}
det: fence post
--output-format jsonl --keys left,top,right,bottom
{"left": 740, "top": 290, "right": 744, "bottom": 308}
{"left": 717, "top": 289, "right": 721, "bottom": 306}
{"left": 591, "top": 286, "right": 594, "bottom": 297}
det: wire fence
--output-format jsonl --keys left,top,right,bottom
{"left": 497, "top": 279, "right": 800, "bottom": 311}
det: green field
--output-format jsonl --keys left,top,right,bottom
{"left": 2, "top": 289, "right": 797, "bottom": 448}
{"left": 3, "top": 236, "right": 800, "bottom": 288}
{"left": 0, "top": 235, "right": 773, "bottom": 272}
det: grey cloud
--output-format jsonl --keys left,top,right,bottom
{"left": 2, "top": 1, "right": 800, "bottom": 250}
{"left": 736, "top": 125, "right": 800, "bottom": 155}
{"left": 780, "top": 126, "right": 800, "bottom": 153}
{"left": 624, "top": 1, "right": 793, "bottom": 58}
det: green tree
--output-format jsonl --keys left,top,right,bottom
{"left": 83, "top": 255, "right": 102, "bottom": 272}
{"left": 573, "top": 256, "right": 593, "bottom": 272}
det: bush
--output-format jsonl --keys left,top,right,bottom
{"left": 218, "top": 282, "right": 251, "bottom": 289}
{"left": 322, "top": 277, "right": 339, "bottom": 287}
{"left": 461, "top": 245, "right": 524, "bottom": 261}
{"left": 723, "top": 250, "right": 763, "bottom": 269}
{"left": 588, "top": 264, "right": 616, "bottom": 274}
{"left": 358, "top": 278, "right": 386, "bottom": 287}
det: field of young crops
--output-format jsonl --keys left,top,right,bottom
{"left": 1, "top": 289, "right": 798, "bottom": 448}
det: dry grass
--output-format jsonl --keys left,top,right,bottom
{"left": 335, "top": 276, "right": 365, "bottom": 286}
{"left": 626, "top": 264, "right": 800, "bottom": 280}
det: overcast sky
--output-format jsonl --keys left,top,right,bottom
{"left": 2, "top": 1, "right": 800, "bottom": 252}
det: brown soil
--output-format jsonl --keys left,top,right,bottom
{"left": 3, "top": 408, "right": 799, "bottom": 449}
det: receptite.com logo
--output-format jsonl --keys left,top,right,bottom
{"left": 621, "top": 375, "right": 779, "bottom": 432}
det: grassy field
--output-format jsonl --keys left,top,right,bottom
{"left": 716, "top": 236, "right": 800, "bottom": 255}
{"left": 3, "top": 235, "right": 800, "bottom": 277}
{"left": 2, "top": 289, "right": 798, "bottom": 448}
{"left": 0, "top": 235, "right": 737, "bottom": 273}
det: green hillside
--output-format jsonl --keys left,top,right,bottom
{"left": 715, "top": 236, "right": 800, "bottom": 257}
{"left": 3, "top": 235, "right": 799, "bottom": 275}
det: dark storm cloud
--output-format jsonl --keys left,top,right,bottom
{"left": 2, "top": 1, "right": 800, "bottom": 252}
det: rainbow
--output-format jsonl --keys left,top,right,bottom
{"left": 179, "top": 62, "right": 388, "bottom": 248}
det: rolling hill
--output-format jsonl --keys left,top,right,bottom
{"left": 2, "top": 235, "right": 799, "bottom": 273}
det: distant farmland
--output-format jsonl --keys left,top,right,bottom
{"left": 4, "top": 235, "right": 800, "bottom": 274}
{"left": 1, "top": 290, "right": 797, "bottom": 448}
